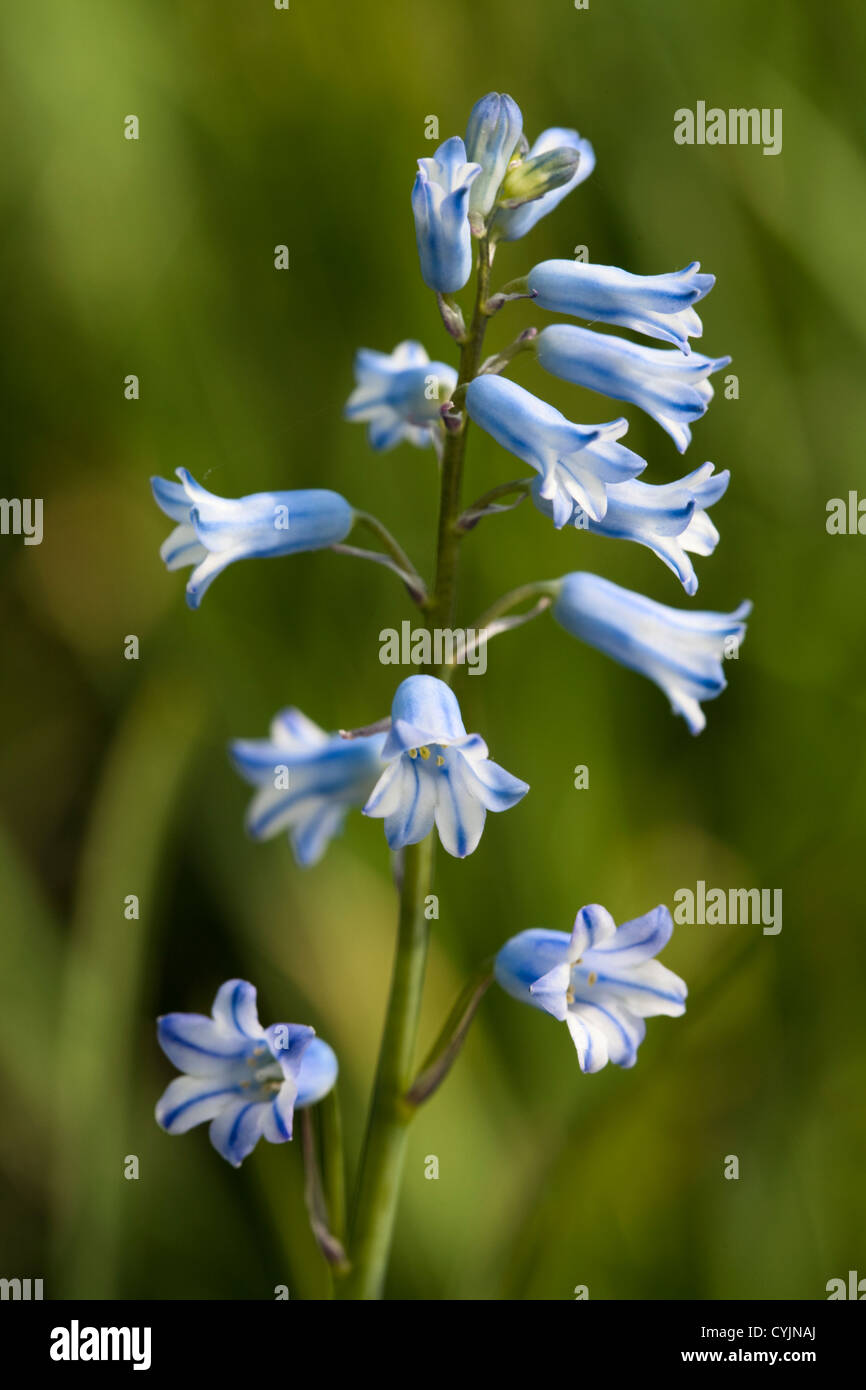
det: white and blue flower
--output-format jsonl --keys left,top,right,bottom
{"left": 528, "top": 260, "right": 715, "bottom": 352}
{"left": 494, "top": 126, "right": 595, "bottom": 242}
{"left": 344, "top": 340, "right": 458, "bottom": 451}
{"left": 532, "top": 461, "right": 729, "bottom": 595}
{"left": 495, "top": 903, "right": 686, "bottom": 1072}
{"left": 155, "top": 979, "right": 338, "bottom": 1167}
{"left": 151, "top": 470, "right": 354, "bottom": 609}
{"left": 464, "top": 91, "right": 524, "bottom": 221}
{"left": 363, "top": 675, "right": 529, "bottom": 858}
{"left": 535, "top": 324, "right": 731, "bottom": 453}
{"left": 465, "top": 373, "right": 645, "bottom": 526}
{"left": 412, "top": 137, "right": 481, "bottom": 293}
{"left": 552, "top": 570, "right": 750, "bottom": 734}
{"left": 230, "top": 708, "right": 387, "bottom": 867}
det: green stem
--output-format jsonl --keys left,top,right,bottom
{"left": 337, "top": 237, "right": 496, "bottom": 1299}
{"left": 456, "top": 477, "right": 531, "bottom": 532}
{"left": 473, "top": 578, "right": 558, "bottom": 631}
{"left": 350, "top": 510, "right": 429, "bottom": 604}
{"left": 430, "top": 235, "right": 495, "bottom": 640}
{"left": 406, "top": 961, "right": 493, "bottom": 1107}
{"left": 337, "top": 836, "right": 434, "bottom": 1299}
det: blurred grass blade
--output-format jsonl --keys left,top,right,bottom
{"left": 51, "top": 678, "right": 203, "bottom": 1298}
{"left": 0, "top": 820, "right": 61, "bottom": 1124}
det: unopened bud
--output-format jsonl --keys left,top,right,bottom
{"left": 499, "top": 146, "right": 581, "bottom": 208}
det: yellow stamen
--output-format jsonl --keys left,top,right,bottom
{"left": 436, "top": 755, "right": 445, "bottom": 766}
{"left": 587, "top": 971, "right": 597, "bottom": 986}
{"left": 418, "top": 745, "right": 431, "bottom": 760}
{"left": 409, "top": 748, "right": 418, "bottom": 758}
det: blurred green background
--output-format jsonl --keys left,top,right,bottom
{"left": 2, "top": 0, "right": 865, "bottom": 1301}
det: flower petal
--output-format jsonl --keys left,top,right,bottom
{"left": 156, "top": 1012, "right": 252, "bottom": 1078}
{"left": 585, "top": 905, "right": 673, "bottom": 966}
{"left": 151, "top": 475, "right": 192, "bottom": 522}
{"left": 296, "top": 1038, "right": 339, "bottom": 1108}
{"left": 291, "top": 802, "right": 349, "bottom": 867}
{"left": 433, "top": 750, "right": 487, "bottom": 858}
{"left": 382, "top": 757, "right": 438, "bottom": 850}
{"left": 457, "top": 752, "right": 529, "bottom": 812}
{"left": 259, "top": 1080, "right": 298, "bottom": 1143}
{"left": 567, "top": 999, "right": 646, "bottom": 1070}
{"left": 382, "top": 675, "right": 467, "bottom": 756}
{"left": 211, "top": 979, "right": 264, "bottom": 1040}
{"left": 155, "top": 1076, "right": 241, "bottom": 1135}
{"left": 208, "top": 1099, "right": 268, "bottom": 1167}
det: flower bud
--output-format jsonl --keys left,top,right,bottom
{"left": 499, "top": 145, "right": 581, "bottom": 208}
{"left": 465, "top": 92, "right": 523, "bottom": 219}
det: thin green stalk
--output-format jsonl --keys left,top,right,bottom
{"left": 337, "top": 237, "right": 496, "bottom": 1298}
{"left": 353, "top": 510, "right": 427, "bottom": 598}
{"left": 337, "top": 836, "right": 434, "bottom": 1299}
{"left": 473, "top": 578, "right": 558, "bottom": 631}
{"left": 430, "top": 234, "right": 495, "bottom": 638}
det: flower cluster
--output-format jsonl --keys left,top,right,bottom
{"left": 344, "top": 90, "right": 749, "bottom": 734}
{"left": 149, "top": 91, "right": 748, "bottom": 1186}
{"left": 231, "top": 676, "right": 528, "bottom": 866}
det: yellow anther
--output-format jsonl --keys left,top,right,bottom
{"left": 587, "top": 971, "right": 597, "bottom": 986}
{"left": 436, "top": 755, "right": 445, "bottom": 766}
{"left": 418, "top": 745, "right": 431, "bottom": 760}
{"left": 566, "top": 987, "right": 575, "bottom": 1005}
{"left": 409, "top": 748, "right": 418, "bottom": 758}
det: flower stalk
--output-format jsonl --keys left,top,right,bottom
{"left": 337, "top": 835, "right": 434, "bottom": 1299}
{"left": 430, "top": 234, "right": 495, "bottom": 636}
{"left": 339, "top": 234, "right": 498, "bottom": 1297}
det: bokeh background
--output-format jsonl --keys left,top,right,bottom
{"left": 2, "top": 0, "right": 865, "bottom": 1300}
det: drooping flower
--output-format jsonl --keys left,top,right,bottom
{"left": 344, "top": 341, "right": 458, "bottom": 451}
{"left": 552, "top": 570, "right": 750, "bottom": 734}
{"left": 412, "top": 137, "right": 481, "bottom": 293}
{"left": 535, "top": 324, "right": 731, "bottom": 453}
{"left": 363, "top": 675, "right": 528, "bottom": 858}
{"left": 531, "top": 462, "right": 729, "bottom": 595}
{"left": 155, "top": 979, "right": 338, "bottom": 1167}
{"left": 495, "top": 903, "right": 687, "bottom": 1072}
{"left": 230, "top": 708, "right": 387, "bottom": 867}
{"left": 465, "top": 373, "right": 645, "bottom": 526}
{"left": 528, "top": 260, "right": 715, "bottom": 352}
{"left": 494, "top": 127, "right": 595, "bottom": 242}
{"left": 464, "top": 91, "right": 523, "bottom": 221}
{"left": 151, "top": 470, "right": 354, "bottom": 609}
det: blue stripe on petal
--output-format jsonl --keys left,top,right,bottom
{"left": 458, "top": 752, "right": 529, "bottom": 812}
{"left": 587, "top": 905, "right": 673, "bottom": 964}
{"left": 433, "top": 754, "right": 486, "bottom": 857}
{"left": 212, "top": 979, "right": 262, "bottom": 1039}
{"left": 151, "top": 475, "right": 192, "bottom": 522}
{"left": 156, "top": 1013, "right": 252, "bottom": 1077}
{"left": 208, "top": 1100, "right": 268, "bottom": 1166}
{"left": 155, "top": 1077, "right": 241, "bottom": 1134}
